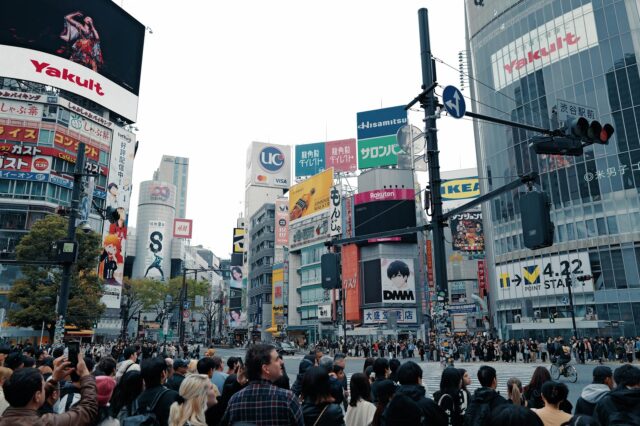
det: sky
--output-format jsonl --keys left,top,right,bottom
{"left": 119, "top": 0, "right": 476, "bottom": 258}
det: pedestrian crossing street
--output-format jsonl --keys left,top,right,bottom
{"left": 344, "top": 361, "right": 542, "bottom": 398}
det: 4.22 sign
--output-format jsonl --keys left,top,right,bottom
{"left": 495, "top": 252, "right": 593, "bottom": 301}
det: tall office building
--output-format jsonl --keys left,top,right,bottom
{"left": 154, "top": 155, "right": 189, "bottom": 218}
{"left": 465, "top": 0, "right": 640, "bottom": 338}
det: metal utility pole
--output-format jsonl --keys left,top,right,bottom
{"left": 53, "top": 142, "right": 86, "bottom": 346}
{"left": 418, "top": 9, "right": 448, "bottom": 297}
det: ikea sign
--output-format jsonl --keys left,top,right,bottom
{"left": 441, "top": 177, "right": 480, "bottom": 200}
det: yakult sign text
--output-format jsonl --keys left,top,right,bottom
{"left": 491, "top": 3, "right": 598, "bottom": 91}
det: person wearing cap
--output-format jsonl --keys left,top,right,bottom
{"left": 94, "top": 375, "right": 117, "bottom": 425}
{"left": 574, "top": 365, "right": 613, "bottom": 418}
{"left": 5, "top": 352, "right": 25, "bottom": 371}
{"left": 115, "top": 346, "right": 139, "bottom": 383}
{"left": 167, "top": 358, "right": 188, "bottom": 392}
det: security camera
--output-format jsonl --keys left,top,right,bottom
{"left": 78, "top": 221, "right": 93, "bottom": 234}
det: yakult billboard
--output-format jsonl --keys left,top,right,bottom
{"left": 491, "top": 3, "right": 598, "bottom": 91}
{"left": 0, "top": 0, "right": 145, "bottom": 121}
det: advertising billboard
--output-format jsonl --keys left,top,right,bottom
{"left": 272, "top": 266, "right": 285, "bottom": 326}
{"left": 294, "top": 139, "right": 357, "bottom": 178}
{"left": 288, "top": 168, "right": 333, "bottom": 222}
{"left": 232, "top": 227, "right": 245, "bottom": 253}
{"left": 228, "top": 309, "right": 247, "bottom": 328}
{"left": 380, "top": 258, "right": 416, "bottom": 305}
{"left": 0, "top": 1, "right": 145, "bottom": 120}
{"left": 356, "top": 105, "right": 407, "bottom": 168}
{"left": 342, "top": 244, "right": 361, "bottom": 321}
{"left": 144, "top": 220, "right": 167, "bottom": 281}
{"left": 363, "top": 308, "right": 417, "bottom": 325}
{"left": 245, "top": 142, "right": 291, "bottom": 188}
{"left": 98, "top": 127, "right": 134, "bottom": 308}
{"left": 440, "top": 177, "right": 480, "bottom": 201}
{"left": 0, "top": 99, "right": 43, "bottom": 121}
{"left": 274, "top": 198, "right": 289, "bottom": 246}
{"left": 325, "top": 139, "right": 357, "bottom": 173}
{"left": 450, "top": 211, "right": 484, "bottom": 251}
{"left": 353, "top": 189, "right": 416, "bottom": 242}
{"left": 495, "top": 252, "right": 593, "bottom": 301}
{"left": 295, "top": 142, "right": 325, "bottom": 177}
{"left": 491, "top": 3, "right": 598, "bottom": 91}
{"left": 289, "top": 211, "right": 330, "bottom": 251}
{"left": 173, "top": 218, "right": 193, "bottom": 239}
{"left": 329, "top": 184, "right": 342, "bottom": 238}
{"left": 230, "top": 265, "right": 244, "bottom": 290}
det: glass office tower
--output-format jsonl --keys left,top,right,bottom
{"left": 465, "top": 0, "right": 640, "bottom": 338}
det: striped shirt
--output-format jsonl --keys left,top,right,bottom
{"left": 221, "top": 379, "right": 304, "bottom": 426}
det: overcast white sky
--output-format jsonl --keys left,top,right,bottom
{"left": 119, "top": 0, "right": 476, "bottom": 258}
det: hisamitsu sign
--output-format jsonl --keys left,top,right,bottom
{"left": 357, "top": 105, "right": 407, "bottom": 168}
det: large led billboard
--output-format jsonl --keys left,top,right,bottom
{"left": 353, "top": 189, "right": 417, "bottom": 243}
{"left": 0, "top": 0, "right": 145, "bottom": 121}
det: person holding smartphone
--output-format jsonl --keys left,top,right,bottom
{"left": 0, "top": 355, "right": 98, "bottom": 425}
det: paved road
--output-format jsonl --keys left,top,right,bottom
{"left": 212, "top": 348, "right": 622, "bottom": 406}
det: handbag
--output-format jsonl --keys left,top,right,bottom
{"left": 313, "top": 404, "right": 329, "bottom": 426}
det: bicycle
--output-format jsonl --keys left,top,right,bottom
{"left": 550, "top": 358, "right": 578, "bottom": 383}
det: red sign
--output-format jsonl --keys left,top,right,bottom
{"left": 342, "top": 244, "right": 361, "bottom": 322}
{"left": 426, "top": 240, "right": 434, "bottom": 289}
{"left": 0, "top": 124, "right": 39, "bottom": 143}
{"left": 173, "top": 219, "right": 193, "bottom": 239}
{"left": 32, "top": 157, "right": 50, "bottom": 172}
{"left": 54, "top": 131, "right": 100, "bottom": 161}
{"left": 477, "top": 260, "right": 487, "bottom": 298}
{"left": 354, "top": 188, "right": 415, "bottom": 205}
{"left": 0, "top": 154, "right": 31, "bottom": 171}
{"left": 325, "top": 138, "right": 357, "bottom": 173}
{"left": 182, "top": 310, "right": 191, "bottom": 319}
{"left": 0, "top": 143, "right": 108, "bottom": 176}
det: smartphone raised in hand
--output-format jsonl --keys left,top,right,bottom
{"left": 67, "top": 341, "right": 80, "bottom": 368}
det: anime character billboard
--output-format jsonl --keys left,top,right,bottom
{"left": 380, "top": 258, "right": 416, "bottom": 305}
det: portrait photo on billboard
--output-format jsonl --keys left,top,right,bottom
{"left": 380, "top": 258, "right": 416, "bottom": 304}
{"left": 230, "top": 265, "right": 244, "bottom": 289}
{"left": 228, "top": 309, "right": 247, "bottom": 328}
{"left": 450, "top": 211, "right": 484, "bottom": 252}
{"left": 0, "top": 0, "right": 145, "bottom": 94}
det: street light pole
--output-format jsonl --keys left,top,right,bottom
{"left": 53, "top": 142, "right": 86, "bottom": 346}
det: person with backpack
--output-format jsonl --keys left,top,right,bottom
{"left": 433, "top": 367, "right": 464, "bottom": 426}
{"left": 593, "top": 363, "right": 640, "bottom": 425}
{"left": 463, "top": 365, "right": 507, "bottom": 426}
{"left": 382, "top": 361, "right": 446, "bottom": 426}
{"left": 115, "top": 346, "right": 140, "bottom": 383}
{"left": 55, "top": 356, "right": 95, "bottom": 413}
{"left": 109, "top": 370, "right": 143, "bottom": 423}
{"left": 123, "top": 357, "right": 179, "bottom": 426}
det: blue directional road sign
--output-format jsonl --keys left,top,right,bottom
{"left": 442, "top": 86, "right": 466, "bottom": 119}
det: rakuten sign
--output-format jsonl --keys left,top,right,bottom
{"left": 490, "top": 3, "right": 598, "bottom": 91}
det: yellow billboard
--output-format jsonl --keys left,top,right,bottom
{"left": 289, "top": 167, "right": 334, "bottom": 222}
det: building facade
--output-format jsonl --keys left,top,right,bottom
{"left": 154, "top": 155, "right": 189, "bottom": 219}
{"left": 248, "top": 203, "right": 275, "bottom": 340}
{"left": 465, "top": 0, "right": 640, "bottom": 338}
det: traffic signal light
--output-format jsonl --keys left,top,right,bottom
{"left": 321, "top": 253, "right": 341, "bottom": 289}
{"left": 566, "top": 117, "right": 614, "bottom": 145}
{"left": 530, "top": 136, "right": 583, "bottom": 156}
{"left": 520, "top": 191, "right": 554, "bottom": 250}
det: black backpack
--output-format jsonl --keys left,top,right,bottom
{"left": 121, "top": 388, "right": 169, "bottom": 426}
{"left": 463, "top": 400, "right": 491, "bottom": 426}
{"left": 383, "top": 393, "right": 425, "bottom": 425}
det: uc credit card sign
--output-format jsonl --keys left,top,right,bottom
{"left": 356, "top": 105, "right": 407, "bottom": 168}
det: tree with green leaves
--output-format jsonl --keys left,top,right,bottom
{"left": 8, "top": 214, "right": 105, "bottom": 342}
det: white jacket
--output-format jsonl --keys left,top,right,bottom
{"left": 345, "top": 399, "right": 376, "bottom": 426}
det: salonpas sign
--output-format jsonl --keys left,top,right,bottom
{"left": 491, "top": 3, "right": 598, "bottom": 91}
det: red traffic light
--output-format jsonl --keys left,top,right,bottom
{"left": 599, "top": 123, "right": 614, "bottom": 144}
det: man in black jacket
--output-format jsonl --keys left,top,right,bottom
{"left": 382, "top": 361, "right": 446, "bottom": 426}
{"left": 574, "top": 366, "right": 613, "bottom": 416}
{"left": 464, "top": 365, "right": 507, "bottom": 426}
{"left": 594, "top": 364, "right": 640, "bottom": 425}
{"left": 134, "top": 357, "right": 179, "bottom": 426}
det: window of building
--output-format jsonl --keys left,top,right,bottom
{"left": 0, "top": 211, "right": 26, "bottom": 230}
{"left": 38, "top": 129, "right": 55, "bottom": 146}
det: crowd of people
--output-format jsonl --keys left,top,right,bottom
{"left": 338, "top": 335, "right": 640, "bottom": 365}
{"left": 0, "top": 340, "right": 638, "bottom": 425}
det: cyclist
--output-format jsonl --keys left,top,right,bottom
{"left": 552, "top": 337, "right": 572, "bottom": 375}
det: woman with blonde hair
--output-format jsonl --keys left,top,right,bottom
{"left": 187, "top": 359, "right": 198, "bottom": 374}
{"left": 507, "top": 377, "right": 525, "bottom": 406}
{"left": 169, "top": 374, "right": 217, "bottom": 426}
